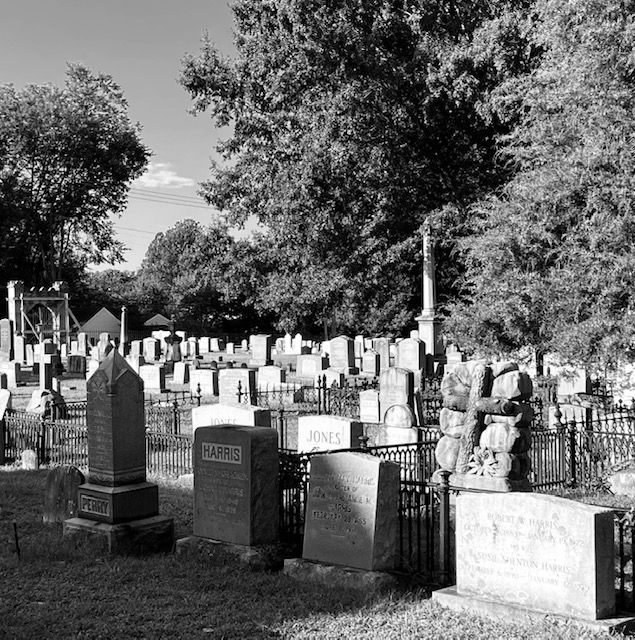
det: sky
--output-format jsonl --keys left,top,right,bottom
{"left": 0, "top": 0, "right": 237, "bottom": 271}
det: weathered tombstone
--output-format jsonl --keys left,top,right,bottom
{"left": 258, "top": 365, "right": 286, "bottom": 387}
{"left": 0, "top": 318, "right": 14, "bottom": 361}
{"left": 64, "top": 350, "right": 174, "bottom": 552}
{"left": 67, "top": 355, "right": 86, "bottom": 375}
{"left": 329, "top": 335, "right": 356, "bottom": 374}
{"left": 291, "top": 333, "right": 303, "bottom": 355}
{"left": 189, "top": 369, "right": 219, "bottom": 396}
{"left": 193, "top": 425, "right": 279, "bottom": 545}
{"left": 13, "top": 333, "right": 25, "bottom": 364}
{"left": 173, "top": 362, "right": 190, "bottom": 385}
{"left": 210, "top": 337, "right": 224, "bottom": 352}
{"left": 187, "top": 337, "right": 199, "bottom": 357}
{"left": 192, "top": 403, "right": 271, "bottom": 431}
{"left": 218, "top": 368, "right": 256, "bottom": 405}
{"left": 380, "top": 404, "right": 418, "bottom": 445}
{"left": 43, "top": 466, "right": 85, "bottom": 523}
{"left": 379, "top": 367, "right": 414, "bottom": 421}
{"left": 409, "top": 329, "right": 419, "bottom": 340}
{"left": 396, "top": 337, "right": 425, "bottom": 386}
{"left": 139, "top": 364, "right": 166, "bottom": 393}
{"left": 125, "top": 354, "right": 145, "bottom": 374}
{"left": 198, "top": 337, "right": 211, "bottom": 354}
{"left": 433, "top": 492, "right": 619, "bottom": 624}
{"left": 296, "top": 354, "right": 328, "bottom": 378}
{"left": 609, "top": 468, "right": 635, "bottom": 496}
{"left": 143, "top": 337, "right": 160, "bottom": 362}
{"left": 359, "top": 389, "right": 381, "bottom": 423}
{"left": 0, "top": 361, "right": 20, "bottom": 388}
{"left": 21, "top": 449, "right": 38, "bottom": 470}
{"left": 250, "top": 334, "right": 273, "bottom": 367}
{"left": 226, "top": 342, "right": 235, "bottom": 355}
{"left": 297, "top": 415, "right": 363, "bottom": 452}
{"left": 373, "top": 337, "right": 391, "bottom": 372}
{"left": 302, "top": 452, "right": 399, "bottom": 570}
{"left": 77, "top": 332, "right": 89, "bottom": 357}
{"left": 362, "top": 350, "right": 380, "bottom": 376}
{"left": 284, "top": 333, "right": 293, "bottom": 353}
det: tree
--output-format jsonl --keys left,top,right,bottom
{"left": 0, "top": 64, "right": 149, "bottom": 286}
{"left": 180, "top": 0, "right": 535, "bottom": 336}
{"left": 136, "top": 219, "right": 270, "bottom": 333}
{"left": 444, "top": 0, "right": 635, "bottom": 370}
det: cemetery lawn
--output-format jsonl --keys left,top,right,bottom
{"left": 0, "top": 470, "right": 628, "bottom": 640}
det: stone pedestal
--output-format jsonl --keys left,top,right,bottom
{"left": 64, "top": 350, "right": 173, "bottom": 554}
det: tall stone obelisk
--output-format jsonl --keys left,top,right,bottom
{"left": 415, "top": 219, "right": 443, "bottom": 355}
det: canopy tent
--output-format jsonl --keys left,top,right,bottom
{"left": 80, "top": 307, "right": 121, "bottom": 334}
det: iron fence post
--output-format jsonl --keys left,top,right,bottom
{"left": 237, "top": 380, "right": 242, "bottom": 404}
{"left": 196, "top": 382, "right": 202, "bottom": 406}
{"left": 0, "top": 417, "right": 5, "bottom": 464}
{"left": 568, "top": 419, "right": 577, "bottom": 487}
{"left": 278, "top": 407, "right": 285, "bottom": 449}
{"left": 173, "top": 399, "right": 179, "bottom": 435}
{"left": 437, "top": 469, "right": 451, "bottom": 586}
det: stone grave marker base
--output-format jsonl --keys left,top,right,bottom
{"left": 432, "top": 587, "right": 635, "bottom": 635}
{"left": 77, "top": 482, "right": 159, "bottom": 524}
{"left": 283, "top": 558, "right": 397, "bottom": 593}
{"left": 447, "top": 472, "right": 532, "bottom": 492}
{"left": 63, "top": 515, "right": 174, "bottom": 555}
{"left": 175, "top": 535, "right": 283, "bottom": 571}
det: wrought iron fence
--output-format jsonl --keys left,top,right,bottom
{"left": 145, "top": 430, "right": 192, "bottom": 477}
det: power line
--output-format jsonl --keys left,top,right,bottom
{"left": 128, "top": 194, "right": 215, "bottom": 211}
{"left": 130, "top": 187, "right": 206, "bottom": 204}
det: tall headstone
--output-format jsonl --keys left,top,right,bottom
{"left": 302, "top": 452, "right": 400, "bottom": 570}
{"left": 296, "top": 355, "right": 328, "bottom": 378}
{"left": 434, "top": 493, "right": 617, "bottom": 623}
{"left": 373, "top": 338, "right": 391, "bottom": 372}
{"left": 198, "top": 337, "right": 211, "bottom": 354}
{"left": 77, "top": 332, "right": 89, "bottom": 357}
{"left": 328, "top": 336, "right": 356, "bottom": 374}
{"left": 64, "top": 351, "right": 174, "bottom": 552}
{"left": 143, "top": 337, "right": 160, "bottom": 362}
{"left": 250, "top": 334, "right": 273, "bottom": 367}
{"left": 40, "top": 340, "right": 60, "bottom": 391}
{"left": 396, "top": 338, "right": 426, "bottom": 386}
{"left": 218, "top": 368, "right": 257, "bottom": 405}
{"left": 194, "top": 425, "right": 279, "bottom": 545}
{"left": 362, "top": 350, "right": 380, "bottom": 376}
{"left": 0, "top": 318, "right": 14, "bottom": 361}
{"left": 43, "top": 466, "right": 85, "bottom": 523}
{"left": 190, "top": 369, "right": 219, "bottom": 396}
{"left": 379, "top": 368, "right": 414, "bottom": 422}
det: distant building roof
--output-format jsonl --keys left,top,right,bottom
{"left": 143, "top": 313, "right": 172, "bottom": 327}
{"left": 80, "top": 307, "right": 121, "bottom": 334}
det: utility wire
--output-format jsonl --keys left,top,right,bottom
{"left": 129, "top": 187, "right": 206, "bottom": 204}
{"left": 128, "top": 194, "right": 214, "bottom": 211}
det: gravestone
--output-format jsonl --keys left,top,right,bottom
{"left": 192, "top": 403, "right": 271, "bottom": 432}
{"left": 329, "top": 336, "right": 356, "bottom": 374}
{"left": 173, "top": 362, "right": 190, "bottom": 385}
{"left": 296, "top": 354, "right": 328, "bottom": 378}
{"left": 130, "top": 339, "right": 142, "bottom": 358}
{"left": 0, "top": 318, "right": 14, "bottom": 361}
{"left": 198, "top": 337, "right": 211, "bottom": 354}
{"left": 297, "top": 415, "right": 363, "bottom": 452}
{"left": 226, "top": 342, "right": 235, "bottom": 355}
{"left": 193, "top": 425, "right": 279, "bottom": 545}
{"left": 396, "top": 338, "right": 425, "bottom": 386}
{"left": 433, "top": 492, "right": 618, "bottom": 623}
{"left": 139, "top": 364, "right": 166, "bottom": 393}
{"left": 291, "top": 333, "right": 303, "bottom": 355}
{"left": 189, "top": 368, "right": 219, "bottom": 396}
{"left": 210, "top": 337, "right": 224, "bottom": 352}
{"left": 373, "top": 337, "right": 391, "bottom": 372}
{"left": 43, "top": 466, "right": 85, "bottom": 523}
{"left": 362, "top": 350, "right": 380, "bottom": 376}
{"left": 0, "top": 389, "right": 11, "bottom": 463}
{"left": 143, "top": 337, "right": 160, "bottom": 362}
{"left": 21, "top": 449, "right": 38, "bottom": 470}
{"left": 218, "top": 368, "right": 256, "bottom": 405}
{"left": 64, "top": 350, "right": 174, "bottom": 552}
{"left": 187, "top": 338, "right": 199, "bottom": 357}
{"left": 0, "top": 361, "right": 20, "bottom": 388}
{"left": 250, "top": 334, "right": 273, "bottom": 367}
{"left": 77, "top": 332, "right": 89, "bottom": 357}
{"left": 125, "top": 354, "right": 145, "bottom": 374}
{"left": 302, "top": 452, "right": 399, "bottom": 570}
{"left": 40, "top": 340, "right": 60, "bottom": 390}
{"left": 380, "top": 404, "right": 418, "bottom": 445}
{"left": 314, "top": 368, "right": 344, "bottom": 389}
{"left": 258, "top": 365, "right": 286, "bottom": 388}
{"left": 359, "top": 389, "right": 381, "bottom": 423}
{"left": 67, "top": 355, "right": 86, "bottom": 375}
{"left": 379, "top": 368, "right": 414, "bottom": 421}
{"left": 13, "top": 333, "right": 25, "bottom": 364}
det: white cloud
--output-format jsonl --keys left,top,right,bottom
{"left": 134, "top": 162, "right": 195, "bottom": 189}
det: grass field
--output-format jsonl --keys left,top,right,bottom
{"left": 0, "top": 469, "right": 629, "bottom": 639}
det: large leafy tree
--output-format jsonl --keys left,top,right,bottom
{"left": 0, "top": 64, "right": 149, "bottom": 286}
{"left": 444, "top": 0, "right": 635, "bottom": 370}
{"left": 180, "top": 0, "right": 535, "bottom": 336}
{"left": 136, "top": 219, "right": 270, "bottom": 333}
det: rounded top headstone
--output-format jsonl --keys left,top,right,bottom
{"left": 383, "top": 404, "right": 416, "bottom": 428}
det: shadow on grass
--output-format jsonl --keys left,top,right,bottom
{"left": 1, "top": 468, "right": 425, "bottom": 639}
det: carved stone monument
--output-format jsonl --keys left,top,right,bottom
{"left": 64, "top": 350, "right": 174, "bottom": 553}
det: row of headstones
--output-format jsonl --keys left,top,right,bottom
{"left": 192, "top": 423, "right": 623, "bottom": 627}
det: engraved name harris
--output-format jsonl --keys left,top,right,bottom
{"left": 202, "top": 442, "right": 242, "bottom": 465}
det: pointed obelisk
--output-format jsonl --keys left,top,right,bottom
{"left": 64, "top": 350, "right": 174, "bottom": 553}
{"left": 415, "top": 219, "right": 443, "bottom": 356}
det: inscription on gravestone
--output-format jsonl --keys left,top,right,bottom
{"left": 194, "top": 425, "right": 278, "bottom": 546}
{"left": 302, "top": 452, "right": 399, "bottom": 571}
